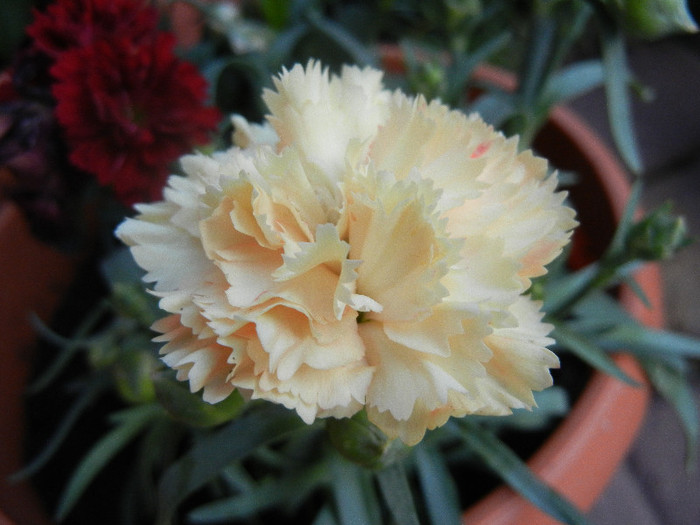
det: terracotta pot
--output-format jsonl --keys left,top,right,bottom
{"left": 0, "top": 202, "right": 76, "bottom": 525}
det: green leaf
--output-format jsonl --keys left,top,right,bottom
{"left": 376, "top": 462, "right": 421, "bottom": 525}
{"left": 100, "top": 247, "right": 146, "bottom": 288}
{"left": 444, "top": 32, "right": 510, "bottom": 104}
{"left": 188, "top": 458, "right": 330, "bottom": 522}
{"left": 414, "top": 445, "right": 462, "bottom": 525}
{"left": 518, "top": 12, "right": 557, "bottom": 109}
{"left": 155, "top": 403, "right": 305, "bottom": 525}
{"left": 305, "top": 11, "right": 376, "bottom": 67}
{"left": 28, "top": 300, "right": 110, "bottom": 393}
{"left": 467, "top": 90, "right": 516, "bottom": 128}
{"left": 600, "top": 22, "right": 643, "bottom": 173}
{"left": 261, "top": 0, "right": 291, "bottom": 30}
{"left": 620, "top": 274, "right": 653, "bottom": 309}
{"left": 543, "top": 263, "right": 599, "bottom": 317}
{"left": 56, "top": 404, "right": 161, "bottom": 521}
{"left": 565, "top": 290, "right": 636, "bottom": 333}
{"left": 600, "top": 0, "right": 699, "bottom": 39}
{"left": 474, "top": 387, "right": 570, "bottom": 432}
{"left": 266, "top": 24, "right": 309, "bottom": 68}
{"left": 546, "top": 60, "right": 604, "bottom": 104}
{"left": 553, "top": 325, "right": 640, "bottom": 386}
{"left": 457, "top": 419, "right": 589, "bottom": 525}
{"left": 608, "top": 179, "right": 644, "bottom": 257}
{"left": 11, "top": 376, "right": 107, "bottom": 481}
{"left": 598, "top": 324, "right": 700, "bottom": 359}
{"left": 312, "top": 505, "right": 339, "bottom": 525}
{"left": 640, "top": 358, "right": 699, "bottom": 469}
{"left": 219, "top": 463, "right": 256, "bottom": 493}
{"left": 330, "top": 453, "right": 382, "bottom": 525}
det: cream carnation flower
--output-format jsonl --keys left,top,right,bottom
{"left": 116, "top": 61, "right": 577, "bottom": 445}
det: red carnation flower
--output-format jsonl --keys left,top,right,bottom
{"left": 27, "top": 0, "right": 159, "bottom": 58}
{"left": 51, "top": 34, "right": 220, "bottom": 204}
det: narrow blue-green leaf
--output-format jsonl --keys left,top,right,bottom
{"left": 265, "top": 24, "right": 309, "bottom": 68}
{"left": 188, "top": 459, "right": 330, "bottom": 522}
{"left": 376, "top": 462, "right": 420, "bottom": 525}
{"left": 608, "top": 179, "right": 644, "bottom": 256}
{"left": 100, "top": 246, "right": 146, "bottom": 288}
{"left": 445, "top": 32, "right": 510, "bottom": 103}
{"left": 600, "top": 23, "right": 642, "bottom": 173}
{"left": 599, "top": 324, "right": 700, "bottom": 359}
{"left": 414, "top": 445, "right": 461, "bottom": 525}
{"left": 620, "top": 273, "right": 653, "bottom": 308}
{"left": 330, "top": 454, "right": 377, "bottom": 525}
{"left": 56, "top": 404, "right": 161, "bottom": 521}
{"left": 457, "top": 419, "right": 589, "bottom": 525}
{"left": 28, "top": 300, "right": 109, "bottom": 393}
{"left": 543, "top": 263, "right": 599, "bottom": 316}
{"left": 155, "top": 403, "right": 305, "bottom": 525}
{"left": 260, "top": 0, "right": 290, "bottom": 29}
{"left": 12, "top": 377, "right": 107, "bottom": 481}
{"left": 312, "top": 505, "right": 339, "bottom": 525}
{"left": 640, "top": 358, "right": 698, "bottom": 470}
{"left": 219, "top": 463, "right": 256, "bottom": 493}
{"left": 546, "top": 60, "right": 604, "bottom": 104}
{"left": 566, "top": 291, "right": 636, "bottom": 333}
{"left": 466, "top": 91, "right": 516, "bottom": 128}
{"left": 475, "top": 387, "right": 570, "bottom": 432}
{"left": 553, "top": 325, "right": 639, "bottom": 386}
{"left": 305, "top": 12, "right": 375, "bottom": 66}
{"left": 519, "top": 13, "right": 557, "bottom": 108}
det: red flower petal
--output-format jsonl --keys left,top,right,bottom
{"left": 51, "top": 34, "right": 220, "bottom": 205}
{"left": 27, "top": 0, "right": 159, "bottom": 58}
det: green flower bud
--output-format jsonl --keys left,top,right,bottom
{"left": 409, "top": 61, "right": 446, "bottom": 101}
{"left": 110, "top": 281, "right": 161, "bottom": 327}
{"left": 113, "top": 345, "right": 159, "bottom": 404}
{"left": 446, "top": 0, "right": 482, "bottom": 22}
{"left": 602, "top": 0, "right": 698, "bottom": 39}
{"left": 626, "top": 202, "right": 692, "bottom": 261}
{"left": 154, "top": 374, "right": 245, "bottom": 427}
{"left": 326, "top": 411, "right": 409, "bottom": 469}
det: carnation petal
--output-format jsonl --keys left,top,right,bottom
{"left": 263, "top": 61, "right": 389, "bottom": 179}
{"left": 361, "top": 322, "right": 470, "bottom": 421}
{"left": 255, "top": 306, "right": 365, "bottom": 379}
{"left": 232, "top": 327, "right": 373, "bottom": 422}
{"left": 349, "top": 172, "right": 452, "bottom": 321}
{"left": 200, "top": 196, "right": 282, "bottom": 309}
{"left": 478, "top": 297, "right": 560, "bottom": 409}
{"left": 153, "top": 316, "right": 236, "bottom": 403}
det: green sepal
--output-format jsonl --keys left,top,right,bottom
{"left": 153, "top": 373, "right": 244, "bottom": 428}
{"left": 326, "top": 410, "right": 409, "bottom": 469}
